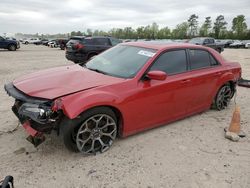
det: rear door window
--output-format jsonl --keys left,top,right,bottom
{"left": 189, "top": 50, "right": 211, "bottom": 70}
{"left": 150, "top": 50, "right": 187, "bottom": 75}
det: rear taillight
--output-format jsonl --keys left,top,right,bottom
{"left": 75, "top": 43, "right": 84, "bottom": 49}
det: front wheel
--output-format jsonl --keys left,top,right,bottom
{"left": 213, "top": 84, "right": 233, "bottom": 110}
{"left": 61, "top": 107, "right": 117, "bottom": 154}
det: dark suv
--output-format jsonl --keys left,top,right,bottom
{"left": 0, "top": 36, "right": 20, "bottom": 51}
{"left": 65, "top": 36, "right": 122, "bottom": 63}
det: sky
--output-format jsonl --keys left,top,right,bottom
{"left": 0, "top": 0, "right": 249, "bottom": 35}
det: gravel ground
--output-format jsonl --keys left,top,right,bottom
{"left": 0, "top": 45, "right": 249, "bottom": 188}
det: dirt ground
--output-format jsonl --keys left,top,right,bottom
{"left": 0, "top": 45, "right": 249, "bottom": 188}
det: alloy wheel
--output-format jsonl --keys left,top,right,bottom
{"left": 76, "top": 114, "right": 117, "bottom": 154}
{"left": 216, "top": 85, "right": 232, "bottom": 110}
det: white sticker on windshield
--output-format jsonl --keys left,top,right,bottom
{"left": 138, "top": 50, "right": 156, "bottom": 57}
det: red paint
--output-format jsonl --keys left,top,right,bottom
{"left": 23, "top": 121, "right": 39, "bottom": 137}
{"left": 13, "top": 43, "right": 241, "bottom": 137}
{"left": 147, "top": 71, "right": 167, "bottom": 80}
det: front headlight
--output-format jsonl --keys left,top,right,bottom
{"left": 18, "top": 103, "right": 52, "bottom": 124}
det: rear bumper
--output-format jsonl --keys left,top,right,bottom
{"left": 66, "top": 52, "right": 88, "bottom": 63}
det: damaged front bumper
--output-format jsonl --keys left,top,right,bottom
{"left": 4, "top": 83, "right": 62, "bottom": 146}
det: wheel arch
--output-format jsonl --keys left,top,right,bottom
{"left": 59, "top": 92, "right": 124, "bottom": 137}
{"left": 63, "top": 105, "right": 124, "bottom": 138}
{"left": 8, "top": 43, "right": 17, "bottom": 48}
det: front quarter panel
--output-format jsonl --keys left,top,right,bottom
{"left": 60, "top": 90, "right": 121, "bottom": 119}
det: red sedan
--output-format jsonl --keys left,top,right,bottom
{"left": 5, "top": 42, "right": 241, "bottom": 154}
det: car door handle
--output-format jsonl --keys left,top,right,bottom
{"left": 181, "top": 79, "right": 191, "bottom": 84}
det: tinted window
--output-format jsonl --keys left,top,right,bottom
{"left": 210, "top": 54, "right": 219, "bottom": 66}
{"left": 209, "top": 39, "right": 214, "bottom": 44}
{"left": 150, "top": 50, "right": 187, "bottom": 75}
{"left": 84, "top": 38, "right": 94, "bottom": 45}
{"left": 189, "top": 50, "right": 210, "bottom": 70}
{"left": 204, "top": 39, "right": 209, "bottom": 44}
{"left": 93, "top": 38, "right": 110, "bottom": 46}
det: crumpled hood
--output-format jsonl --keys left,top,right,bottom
{"left": 13, "top": 65, "right": 124, "bottom": 99}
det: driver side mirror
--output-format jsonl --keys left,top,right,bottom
{"left": 146, "top": 71, "right": 167, "bottom": 81}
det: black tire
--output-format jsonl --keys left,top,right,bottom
{"left": 213, "top": 83, "right": 233, "bottom": 111}
{"left": 25, "top": 41, "right": 28, "bottom": 44}
{"left": 60, "top": 107, "right": 117, "bottom": 154}
{"left": 8, "top": 44, "right": 16, "bottom": 51}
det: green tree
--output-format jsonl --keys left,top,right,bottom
{"left": 172, "top": 22, "right": 189, "bottom": 39}
{"left": 158, "top": 27, "right": 171, "bottom": 39}
{"left": 199, "top": 17, "right": 212, "bottom": 36}
{"left": 213, "top": 15, "right": 227, "bottom": 39}
{"left": 151, "top": 22, "right": 159, "bottom": 39}
{"left": 188, "top": 14, "right": 199, "bottom": 37}
{"left": 232, "top": 15, "right": 247, "bottom": 39}
{"left": 136, "top": 26, "right": 145, "bottom": 39}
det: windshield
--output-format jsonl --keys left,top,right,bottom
{"left": 85, "top": 45, "right": 157, "bottom": 78}
{"left": 189, "top": 38, "right": 203, "bottom": 44}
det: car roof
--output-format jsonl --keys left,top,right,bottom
{"left": 124, "top": 41, "right": 210, "bottom": 51}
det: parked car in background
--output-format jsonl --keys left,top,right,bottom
{"left": 0, "top": 36, "right": 20, "bottom": 51}
{"left": 34, "top": 39, "right": 49, "bottom": 45}
{"left": 229, "top": 40, "right": 245, "bottom": 48}
{"left": 23, "top": 38, "right": 41, "bottom": 44}
{"left": 5, "top": 42, "right": 241, "bottom": 154}
{"left": 57, "top": 39, "right": 69, "bottom": 50}
{"left": 216, "top": 39, "right": 233, "bottom": 48}
{"left": 48, "top": 40, "right": 58, "bottom": 48}
{"left": 66, "top": 36, "right": 122, "bottom": 64}
{"left": 243, "top": 40, "right": 250, "bottom": 49}
{"left": 188, "top": 37, "right": 224, "bottom": 53}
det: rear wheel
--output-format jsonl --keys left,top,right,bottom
{"left": 214, "top": 84, "right": 233, "bottom": 110}
{"left": 8, "top": 44, "right": 16, "bottom": 51}
{"left": 61, "top": 107, "right": 117, "bottom": 154}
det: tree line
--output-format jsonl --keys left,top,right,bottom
{"left": 15, "top": 14, "right": 249, "bottom": 40}
{"left": 71, "top": 14, "right": 249, "bottom": 40}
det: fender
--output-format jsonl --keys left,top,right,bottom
{"left": 211, "top": 70, "right": 238, "bottom": 100}
{"left": 59, "top": 90, "right": 122, "bottom": 119}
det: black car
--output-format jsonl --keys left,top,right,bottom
{"left": 0, "top": 36, "right": 20, "bottom": 51}
{"left": 65, "top": 36, "right": 122, "bottom": 63}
